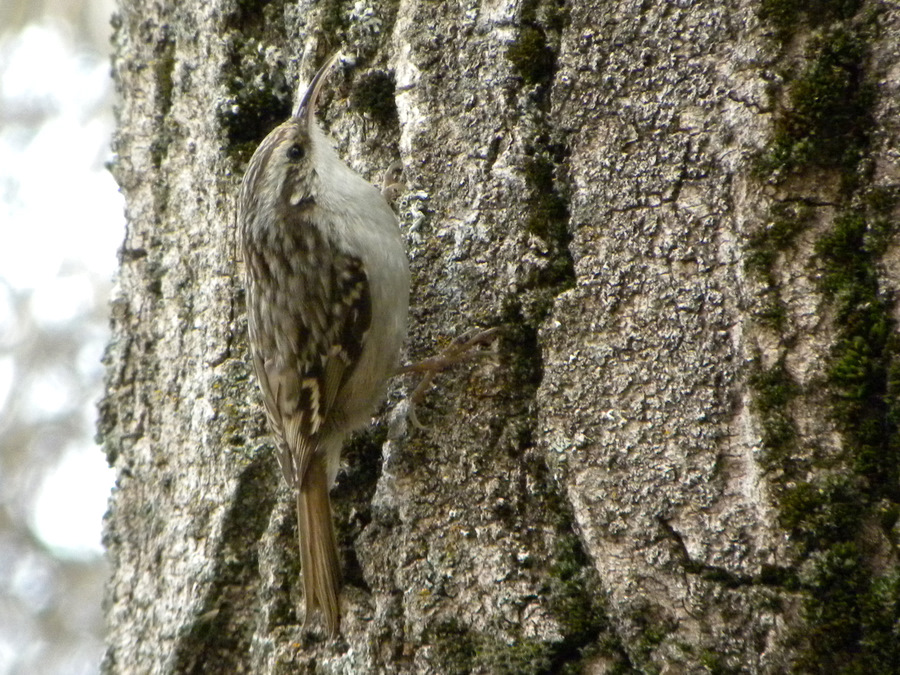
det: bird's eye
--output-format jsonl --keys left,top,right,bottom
{"left": 287, "top": 144, "right": 304, "bottom": 161}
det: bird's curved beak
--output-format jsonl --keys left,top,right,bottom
{"left": 295, "top": 53, "right": 342, "bottom": 129}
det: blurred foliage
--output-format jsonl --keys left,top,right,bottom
{"left": 0, "top": 1, "right": 119, "bottom": 673}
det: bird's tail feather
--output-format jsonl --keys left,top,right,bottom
{"left": 296, "top": 454, "right": 341, "bottom": 637}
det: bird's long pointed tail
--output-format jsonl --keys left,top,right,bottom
{"left": 296, "top": 454, "right": 341, "bottom": 636}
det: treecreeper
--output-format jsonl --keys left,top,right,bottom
{"left": 237, "top": 53, "right": 410, "bottom": 637}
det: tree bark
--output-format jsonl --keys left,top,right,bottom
{"left": 100, "top": 0, "right": 900, "bottom": 672}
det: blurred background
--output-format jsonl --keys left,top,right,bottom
{"left": 1, "top": 1, "right": 121, "bottom": 673}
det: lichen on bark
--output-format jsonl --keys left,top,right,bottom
{"left": 101, "top": 0, "right": 900, "bottom": 672}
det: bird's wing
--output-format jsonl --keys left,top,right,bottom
{"left": 246, "top": 221, "right": 371, "bottom": 487}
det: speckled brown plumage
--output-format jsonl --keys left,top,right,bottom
{"left": 237, "top": 54, "right": 409, "bottom": 636}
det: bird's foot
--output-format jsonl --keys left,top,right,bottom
{"left": 398, "top": 327, "right": 500, "bottom": 429}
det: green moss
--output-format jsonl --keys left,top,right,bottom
{"left": 628, "top": 603, "right": 677, "bottom": 671}
{"left": 546, "top": 533, "right": 608, "bottom": 645}
{"left": 509, "top": 142, "right": 575, "bottom": 328}
{"left": 758, "top": 0, "right": 862, "bottom": 41}
{"left": 745, "top": 202, "right": 812, "bottom": 282}
{"left": 816, "top": 204, "right": 900, "bottom": 497}
{"left": 817, "top": 211, "right": 879, "bottom": 296}
{"left": 153, "top": 38, "right": 176, "bottom": 119}
{"left": 541, "top": 1, "right": 569, "bottom": 33}
{"left": 231, "top": 0, "right": 282, "bottom": 26}
{"left": 749, "top": 357, "right": 800, "bottom": 472}
{"left": 218, "top": 42, "right": 293, "bottom": 162}
{"left": 744, "top": 202, "right": 811, "bottom": 329}
{"left": 779, "top": 476, "right": 865, "bottom": 554}
{"left": 699, "top": 649, "right": 741, "bottom": 675}
{"left": 759, "top": 196, "right": 900, "bottom": 668}
{"left": 427, "top": 622, "right": 625, "bottom": 675}
{"left": 475, "top": 638, "right": 555, "bottom": 675}
{"left": 526, "top": 459, "right": 631, "bottom": 673}
{"left": 507, "top": 0, "right": 568, "bottom": 86}
{"left": 744, "top": 202, "right": 812, "bottom": 330}
{"left": 794, "top": 542, "right": 868, "bottom": 673}
{"left": 494, "top": 0, "right": 574, "bottom": 354}
{"left": 752, "top": 198, "right": 900, "bottom": 670}
{"left": 523, "top": 154, "right": 568, "bottom": 242}
{"left": 508, "top": 26, "right": 555, "bottom": 85}
{"left": 791, "top": 542, "right": 900, "bottom": 672}
{"left": 218, "top": 0, "right": 293, "bottom": 162}
{"left": 757, "top": 28, "right": 875, "bottom": 189}
{"left": 422, "top": 621, "right": 559, "bottom": 675}
{"left": 495, "top": 297, "right": 544, "bottom": 390}
{"left": 748, "top": 3, "right": 900, "bottom": 668}
{"left": 423, "top": 594, "right": 624, "bottom": 675}
{"left": 218, "top": 83, "right": 291, "bottom": 162}
{"left": 321, "top": 0, "right": 350, "bottom": 40}
{"left": 171, "top": 452, "right": 280, "bottom": 673}
{"left": 350, "top": 70, "right": 398, "bottom": 125}
{"left": 424, "top": 620, "right": 477, "bottom": 675}
{"left": 148, "top": 38, "right": 177, "bottom": 169}
{"left": 858, "top": 572, "right": 900, "bottom": 669}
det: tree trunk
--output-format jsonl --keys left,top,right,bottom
{"left": 100, "top": 0, "right": 900, "bottom": 672}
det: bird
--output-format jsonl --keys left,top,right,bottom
{"left": 237, "top": 52, "right": 410, "bottom": 636}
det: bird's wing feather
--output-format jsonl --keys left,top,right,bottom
{"left": 245, "top": 217, "right": 371, "bottom": 486}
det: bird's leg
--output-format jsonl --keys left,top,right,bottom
{"left": 398, "top": 327, "right": 500, "bottom": 429}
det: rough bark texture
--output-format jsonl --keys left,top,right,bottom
{"left": 101, "top": 0, "right": 900, "bottom": 673}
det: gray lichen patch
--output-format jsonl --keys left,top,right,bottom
{"left": 101, "top": 0, "right": 900, "bottom": 670}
